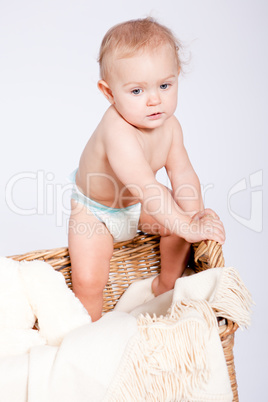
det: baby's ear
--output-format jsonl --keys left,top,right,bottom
{"left": 97, "top": 80, "right": 114, "bottom": 104}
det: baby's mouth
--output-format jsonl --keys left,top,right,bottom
{"left": 147, "top": 112, "right": 162, "bottom": 119}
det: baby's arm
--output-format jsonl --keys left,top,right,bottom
{"left": 104, "top": 122, "right": 224, "bottom": 244}
{"left": 105, "top": 124, "right": 191, "bottom": 230}
{"left": 165, "top": 118, "right": 203, "bottom": 215}
{"left": 165, "top": 118, "right": 225, "bottom": 243}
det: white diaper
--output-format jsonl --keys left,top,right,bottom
{"left": 69, "top": 171, "right": 141, "bottom": 242}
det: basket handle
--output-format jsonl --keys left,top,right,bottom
{"left": 191, "top": 240, "right": 224, "bottom": 272}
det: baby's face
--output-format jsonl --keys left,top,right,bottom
{"left": 107, "top": 45, "right": 179, "bottom": 130}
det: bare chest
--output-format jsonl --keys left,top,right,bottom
{"left": 139, "top": 130, "right": 172, "bottom": 173}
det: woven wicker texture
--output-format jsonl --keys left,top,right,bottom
{"left": 10, "top": 232, "right": 238, "bottom": 401}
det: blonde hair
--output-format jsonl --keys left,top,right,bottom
{"left": 98, "top": 17, "right": 182, "bottom": 80}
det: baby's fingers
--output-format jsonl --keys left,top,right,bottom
{"left": 191, "top": 208, "right": 220, "bottom": 222}
{"left": 203, "top": 208, "right": 220, "bottom": 220}
{"left": 202, "top": 216, "right": 226, "bottom": 244}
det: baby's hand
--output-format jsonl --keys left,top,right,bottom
{"left": 182, "top": 208, "right": 226, "bottom": 244}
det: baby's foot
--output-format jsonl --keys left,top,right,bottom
{"left": 152, "top": 275, "right": 176, "bottom": 296}
{"left": 151, "top": 275, "right": 160, "bottom": 296}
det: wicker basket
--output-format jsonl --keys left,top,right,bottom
{"left": 10, "top": 232, "right": 238, "bottom": 401}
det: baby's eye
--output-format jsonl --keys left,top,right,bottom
{"left": 160, "top": 83, "right": 170, "bottom": 90}
{"left": 131, "top": 88, "right": 142, "bottom": 95}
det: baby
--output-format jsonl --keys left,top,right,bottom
{"left": 68, "top": 18, "right": 225, "bottom": 321}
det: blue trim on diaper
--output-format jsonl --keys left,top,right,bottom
{"left": 68, "top": 168, "right": 78, "bottom": 185}
{"left": 69, "top": 169, "right": 141, "bottom": 242}
{"left": 69, "top": 169, "right": 141, "bottom": 213}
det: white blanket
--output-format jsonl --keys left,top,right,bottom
{"left": 0, "top": 266, "right": 252, "bottom": 402}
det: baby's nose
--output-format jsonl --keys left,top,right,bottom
{"left": 147, "top": 91, "right": 161, "bottom": 106}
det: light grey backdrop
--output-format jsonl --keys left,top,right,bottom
{"left": 1, "top": 0, "right": 267, "bottom": 399}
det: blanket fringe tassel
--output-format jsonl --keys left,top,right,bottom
{"left": 108, "top": 309, "right": 211, "bottom": 401}
{"left": 211, "top": 267, "right": 253, "bottom": 329}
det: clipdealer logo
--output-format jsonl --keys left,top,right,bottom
{"left": 227, "top": 170, "right": 263, "bottom": 232}
{"left": 5, "top": 169, "right": 264, "bottom": 233}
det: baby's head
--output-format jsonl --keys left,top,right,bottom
{"left": 97, "top": 18, "right": 182, "bottom": 129}
{"left": 98, "top": 17, "right": 182, "bottom": 82}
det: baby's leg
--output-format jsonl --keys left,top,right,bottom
{"left": 139, "top": 209, "right": 191, "bottom": 296}
{"left": 68, "top": 200, "right": 114, "bottom": 321}
{"left": 154, "top": 234, "right": 191, "bottom": 296}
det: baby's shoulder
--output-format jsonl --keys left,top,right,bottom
{"left": 164, "top": 115, "right": 183, "bottom": 144}
{"left": 102, "top": 106, "right": 134, "bottom": 131}
{"left": 167, "top": 115, "right": 182, "bottom": 131}
{"left": 101, "top": 106, "right": 139, "bottom": 139}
